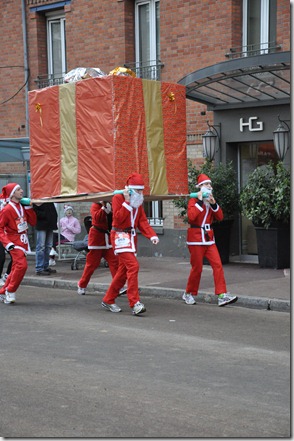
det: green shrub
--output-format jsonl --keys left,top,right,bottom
{"left": 239, "top": 161, "right": 290, "bottom": 229}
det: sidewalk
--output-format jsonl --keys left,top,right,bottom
{"left": 22, "top": 254, "right": 290, "bottom": 312}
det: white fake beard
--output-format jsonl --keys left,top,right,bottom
{"left": 130, "top": 191, "right": 144, "bottom": 208}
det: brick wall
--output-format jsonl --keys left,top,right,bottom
{"left": 0, "top": 0, "right": 290, "bottom": 233}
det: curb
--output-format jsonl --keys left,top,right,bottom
{"left": 22, "top": 276, "right": 290, "bottom": 313}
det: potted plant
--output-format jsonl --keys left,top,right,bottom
{"left": 239, "top": 161, "right": 290, "bottom": 268}
{"left": 173, "top": 159, "right": 239, "bottom": 263}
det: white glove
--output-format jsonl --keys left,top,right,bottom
{"left": 103, "top": 202, "right": 112, "bottom": 214}
{"left": 151, "top": 237, "right": 159, "bottom": 245}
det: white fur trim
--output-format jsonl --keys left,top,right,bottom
{"left": 186, "top": 240, "right": 215, "bottom": 245}
{"left": 123, "top": 201, "right": 132, "bottom": 211}
{"left": 196, "top": 179, "right": 211, "bottom": 187}
{"left": 150, "top": 236, "right": 159, "bottom": 242}
{"left": 9, "top": 184, "right": 20, "bottom": 199}
{"left": 195, "top": 202, "right": 204, "bottom": 211}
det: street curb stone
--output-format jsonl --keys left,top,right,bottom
{"left": 22, "top": 276, "right": 290, "bottom": 313}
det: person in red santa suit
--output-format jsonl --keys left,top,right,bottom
{"left": 77, "top": 201, "right": 127, "bottom": 296}
{"left": 101, "top": 172, "right": 159, "bottom": 315}
{"left": 183, "top": 173, "right": 238, "bottom": 307}
{"left": 0, "top": 183, "right": 37, "bottom": 304}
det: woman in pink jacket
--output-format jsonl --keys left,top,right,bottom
{"left": 59, "top": 205, "right": 81, "bottom": 242}
{"left": 50, "top": 205, "right": 81, "bottom": 264}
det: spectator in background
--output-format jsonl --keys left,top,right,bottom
{"left": 50, "top": 205, "right": 81, "bottom": 265}
{"left": 33, "top": 202, "right": 58, "bottom": 276}
{"left": 0, "top": 243, "right": 12, "bottom": 287}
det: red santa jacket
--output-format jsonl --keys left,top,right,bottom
{"left": 110, "top": 194, "right": 158, "bottom": 254}
{"left": 186, "top": 197, "right": 223, "bottom": 245}
{"left": 0, "top": 202, "right": 37, "bottom": 254}
{"left": 88, "top": 202, "right": 112, "bottom": 249}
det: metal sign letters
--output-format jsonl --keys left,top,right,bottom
{"left": 240, "top": 116, "right": 263, "bottom": 132}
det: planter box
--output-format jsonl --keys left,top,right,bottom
{"left": 213, "top": 220, "right": 234, "bottom": 265}
{"left": 203, "top": 220, "right": 233, "bottom": 265}
{"left": 255, "top": 225, "right": 290, "bottom": 269}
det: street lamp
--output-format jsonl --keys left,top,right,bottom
{"left": 273, "top": 115, "right": 290, "bottom": 161}
{"left": 202, "top": 121, "right": 221, "bottom": 161}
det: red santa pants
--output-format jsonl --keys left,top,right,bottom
{"left": 78, "top": 248, "right": 118, "bottom": 288}
{"left": 102, "top": 252, "right": 140, "bottom": 308}
{"left": 0, "top": 248, "right": 28, "bottom": 294}
{"left": 186, "top": 244, "right": 227, "bottom": 295}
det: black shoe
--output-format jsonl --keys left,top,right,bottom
{"left": 45, "top": 268, "right": 57, "bottom": 274}
{"left": 36, "top": 270, "right": 51, "bottom": 276}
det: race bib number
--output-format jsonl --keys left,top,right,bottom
{"left": 114, "top": 232, "right": 132, "bottom": 250}
{"left": 16, "top": 217, "right": 28, "bottom": 233}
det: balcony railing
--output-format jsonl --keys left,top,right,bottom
{"left": 123, "top": 60, "right": 164, "bottom": 81}
{"left": 225, "top": 41, "right": 282, "bottom": 59}
{"left": 35, "top": 60, "right": 164, "bottom": 89}
{"left": 35, "top": 74, "right": 65, "bottom": 89}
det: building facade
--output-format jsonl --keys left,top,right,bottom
{"left": 0, "top": 0, "right": 290, "bottom": 261}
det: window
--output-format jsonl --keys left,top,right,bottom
{"left": 243, "top": 0, "right": 277, "bottom": 54}
{"left": 135, "top": 0, "right": 160, "bottom": 79}
{"left": 47, "top": 13, "right": 67, "bottom": 83}
{"left": 144, "top": 200, "right": 163, "bottom": 227}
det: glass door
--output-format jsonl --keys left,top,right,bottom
{"left": 238, "top": 141, "right": 278, "bottom": 259}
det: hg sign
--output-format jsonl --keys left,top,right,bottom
{"left": 240, "top": 116, "right": 263, "bottom": 132}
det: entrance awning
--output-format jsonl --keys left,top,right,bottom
{"left": 0, "top": 137, "right": 30, "bottom": 162}
{"left": 178, "top": 51, "right": 290, "bottom": 110}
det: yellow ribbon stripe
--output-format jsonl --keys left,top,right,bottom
{"left": 59, "top": 83, "right": 78, "bottom": 194}
{"left": 142, "top": 79, "right": 168, "bottom": 195}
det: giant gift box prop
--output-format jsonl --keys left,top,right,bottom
{"left": 29, "top": 75, "right": 188, "bottom": 201}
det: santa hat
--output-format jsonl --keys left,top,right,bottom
{"left": 126, "top": 173, "right": 145, "bottom": 189}
{"left": 0, "top": 183, "right": 20, "bottom": 201}
{"left": 197, "top": 174, "right": 211, "bottom": 187}
{"left": 64, "top": 205, "right": 73, "bottom": 214}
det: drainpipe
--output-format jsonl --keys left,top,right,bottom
{"left": 21, "top": 0, "right": 29, "bottom": 138}
{"left": 21, "top": 0, "right": 30, "bottom": 195}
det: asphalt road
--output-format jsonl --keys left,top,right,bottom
{"left": 0, "top": 286, "right": 290, "bottom": 438}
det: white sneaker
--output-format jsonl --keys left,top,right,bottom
{"left": 182, "top": 292, "right": 196, "bottom": 305}
{"left": 49, "top": 258, "right": 56, "bottom": 266}
{"left": 77, "top": 286, "right": 85, "bottom": 295}
{"left": 218, "top": 293, "right": 238, "bottom": 307}
{"left": 0, "top": 273, "right": 8, "bottom": 286}
{"left": 4, "top": 291, "right": 16, "bottom": 304}
{"left": 118, "top": 285, "right": 127, "bottom": 296}
{"left": 101, "top": 302, "right": 122, "bottom": 313}
{"left": 132, "top": 301, "right": 146, "bottom": 315}
{"left": 50, "top": 249, "right": 58, "bottom": 257}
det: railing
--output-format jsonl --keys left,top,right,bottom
{"left": 225, "top": 41, "right": 282, "bottom": 59}
{"left": 27, "top": 0, "right": 53, "bottom": 4}
{"left": 148, "top": 217, "right": 164, "bottom": 227}
{"left": 124, "top": 60, "right": 164, "bottom": 81}
{"left": 35, "top": 60, "right": 164, "bottom": 88}
{"left": 35, "top": 74, "right": 65, "bottom": 89}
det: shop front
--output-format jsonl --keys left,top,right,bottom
{"left": 179, "top": 51, "right": 290, "bottom": 262}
